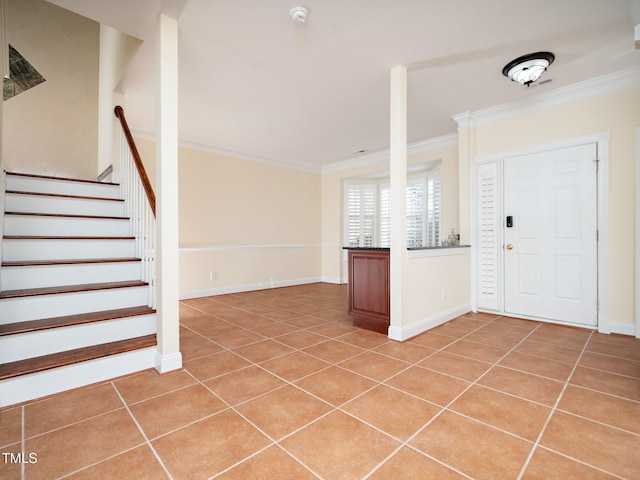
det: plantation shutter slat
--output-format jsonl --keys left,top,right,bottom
{"left": 477, "top": 162, "right": 499, "bottom": 310}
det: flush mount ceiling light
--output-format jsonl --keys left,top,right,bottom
{"left": 502, "top": 51, "right": 555, "bottom": 86}
{"left": 290, "top": 6, "right": 310, "bottom": 24}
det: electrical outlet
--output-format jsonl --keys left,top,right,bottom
{"left": 210, "top": 272, "right": 218, "bottom": 281}
{"left": 441, "top": 288, "right": 447, "bottom": 300}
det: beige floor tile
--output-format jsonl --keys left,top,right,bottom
{"left": 302, "top": 339, "right": 365, "bottom": 363}
{"left": 204, "top": 365, "right": 286, "bottom": 405}
{"left": 215, "top": 445, "right": 317, "bottom": 480}
{"left": 570, "top": 366, "right": 640, "bottom": 401}
{"left": 429, "top": 323, "right": 474, "bottom": 339}
{"left": 386, "top": 366, "right": 469, "bottom": 406}
{"left": 410, "top": 410, "right": 532, "bottom": 480}
{"left": 540, "top": 411, "right": 640, "bottom": 479}
{"left": 152, "top": 410, "right": 270, "bottom": 480}
{"left": 478, "top": 366, "right": 564, "bottom": 405}
{"left": 579, "top": 351, "right": 640, "bottom": 378}
{"left": 0, "top": 447, "right": 22, "bottom": 480}
{"left": 295, "top": 366, "right": 376, "bottom": 406}
{"left": 342, "top": 385, "right": 441, "bottom": 441}
{"left": 24, "top": 409, "right": 144, "bottom": 480}
{"left": 499, "top": 351, "right": 574, "bottom": 381}
{"left": 586, "top": 334, "right": 640, "bottom": 361}
{"left": 275, "top": 330, "right": 328, "bottom": 349}
{"left": 251, "top": 321, "right": 300, "bottom": 338}
{"left": 522, "top": 447, "right": 618, "bottom": 480}
{"left": 373, "top": 341, "right": 436, "bottom": 364}
{"left": 419, "top": 351, "right": 492, "bottom": 381}
{"left": 280, "top": 410, "right": 400, "bottom": 480}
{"left": 449, "top": 385, "right": 551, "bottom": 441}
{"left": 183, "top": 350, "right": 252, "bottom": 381}
{"left": 231, "top": 339, "right": 295, "bottom": 363}
{"left": 558, "top": 385, "right": 640, "bottom": 434}
{"left": 65, "top": 445, "right": 169, "bottom": 480}
{"left": 114, "top": 369, "right": 196, "bottom": 405}
{"left": 464, "top": 330, "right": 522, "bottom": 349}
{"left": 0, "top": 406, "right": 22, "bottom": 448}
{"left": 260, "top": 351, "right": 331, "bottom": 381}
{"left": 129, "top": 384, "right": 227, "bottom": 439}
{"left": 407, "top": 332, "right": 457, "bottom": 349}
{"left": 338, "top": 330, "right": 390, "bottom": 349}
{"left": 477, "top": 321, "right": 536, "bottom": 339}
{"left": 515, "top": 339, "right": 582, "bottom": 364}
{"left": 235, "top": 385, "right": 333, "bottom": 440}
{"left": 212, "top": 329, "right": 265, "bottom": 349}
{"left": 339, "top": 351, "right": 411, "bottom": 381}
{"left": 444, "top": 339, "right": 510, "bottom": 363}
{"left": 308, "top": 321, "right": 357, "bottom": 338}
{"left": 368, "top": 446, "right": 467, "bottom": 480}
{"left": 24, "top": 383, "right": 123, "bottom": 438}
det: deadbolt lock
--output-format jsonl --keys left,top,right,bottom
{"left": 506, "top": 244, "right": 514, "bottom": 250}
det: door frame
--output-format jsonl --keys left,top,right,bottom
{"left": 470, "top": 131, "right": 610, "bottom": 333}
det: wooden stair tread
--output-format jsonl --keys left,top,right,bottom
{"left": 5, "top": 211, "right": 128, "bottom": 220}
{"left": 6, "top": 171, "right": 119, "bottom": 186}
{"left": 0, "top": 334, "right": 156, "bottom": 380}
{"left": 4, "top": 235, "right": 135, "bottom": 240}
{"left": 0, "top": 280, "right": 148, "bottom": 299}
{"left": 3, "top": 306, "right": 155, "bottom": 334}
{"left": 2, "top": 258, "right": 141, "bottom": 267}
{"left": 0, "top": 306, "right": 155, "bottom": 336}
{"left": 6, "top": 190, "right": 124, "bottom": 202}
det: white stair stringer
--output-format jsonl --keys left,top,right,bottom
{"left": 0, "top": 347, "right": 156, "bottom": 408}
{"left": 0, "top": 313, "right": 156, "bottom": 363}
{"left": 1, "top": 260, "right": 142, "bottom": 290}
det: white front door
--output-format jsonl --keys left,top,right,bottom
{"left": 504, "top": 143, "right": 598, "bottom": 326}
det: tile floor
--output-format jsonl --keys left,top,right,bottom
{"left": 1, "top": 283, "right": 640, "bottom": 479}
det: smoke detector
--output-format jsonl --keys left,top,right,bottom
{"left": 290, "top": 6, "right": 310, "bottom": 24}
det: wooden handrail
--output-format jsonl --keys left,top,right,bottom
{"left": 114, "top": 105, "right": 156, "bottom": 217}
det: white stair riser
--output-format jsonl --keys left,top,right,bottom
{"left": 4, "top": 215, "right": 130, "bottom": 236}
{"left": 2, "top": 238, "right": 136, "bottom": 261}
{"left": 0, "top": 314, "right": 156, "bottom": 363}
{"left": 6, "top": 175, "right": 120, "bottom": 199}
{"left": 0, "top": 347, "right": 156, "bottom": 408}
{"left": 6, "top": 193, "right": 125, "bottom": 217}
{"left": 0, "top": 286, "right": 150, "bottom": 323}
{"left": 1, "top": 262, "right": 142, "bottom": 290}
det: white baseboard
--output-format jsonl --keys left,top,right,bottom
{"left": 154, "top": 350, "right": 183, "bottom": 373}
{"left": 608, "top": 322, "right": 636, "bottom": 337}
{"left": 179, "top": 277, "right": 323, "bottom": 300}
{"left": 388, "top": 303, "right": 472, "bottom": 342}
{"left": 320, "top": 276, "right": 344, "bottom": 284}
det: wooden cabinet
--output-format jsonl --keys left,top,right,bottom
{"left": 347, "top": 249, "right": 390, "bottom": 334}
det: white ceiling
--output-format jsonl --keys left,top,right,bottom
{"left": 49, "top": 0, "right": 640, "bottom": 170}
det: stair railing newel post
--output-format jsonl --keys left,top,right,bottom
{"left": 114, "top": 106, "right": 157, "bottom": 309}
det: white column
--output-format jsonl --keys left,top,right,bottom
{"left": 389, "top": 65, "right": 408, "bottom": 333}
{"left": 155, "top": 14, "right": 182, "bottom": 373}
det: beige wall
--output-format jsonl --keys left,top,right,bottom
{"left": 470, "top": 87, "right": 640, "bottom": 328}
{"left": 3, "top": 0, "right": 99, "bottom": 179}
{"left": 136, "top": 138, "right": 322, "bottom": 297}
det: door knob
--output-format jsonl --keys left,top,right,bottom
{"left": 506, "top": 244, "right": 514, "bottom": 250}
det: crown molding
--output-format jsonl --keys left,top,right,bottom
{"left": 453, "top": 65, "right": 640, "bottom": 129}
{"left": 129, "top": 126, "right": 322, "bottom": 174}
{"left": 321, "top": 133, "right": 458, "bottom": 174}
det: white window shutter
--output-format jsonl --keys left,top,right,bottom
{"left": 426, "top": 170, "right": 441, "bottom": 247}
{"left": 379, "top": 183, "right": 391, "bottom": 247}
{"left": 477, "top": 162, "right": 499, "bottom": 310}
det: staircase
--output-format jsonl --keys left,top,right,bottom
{"left": 0, "top": 172, "right": 157, "bottom": 407}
